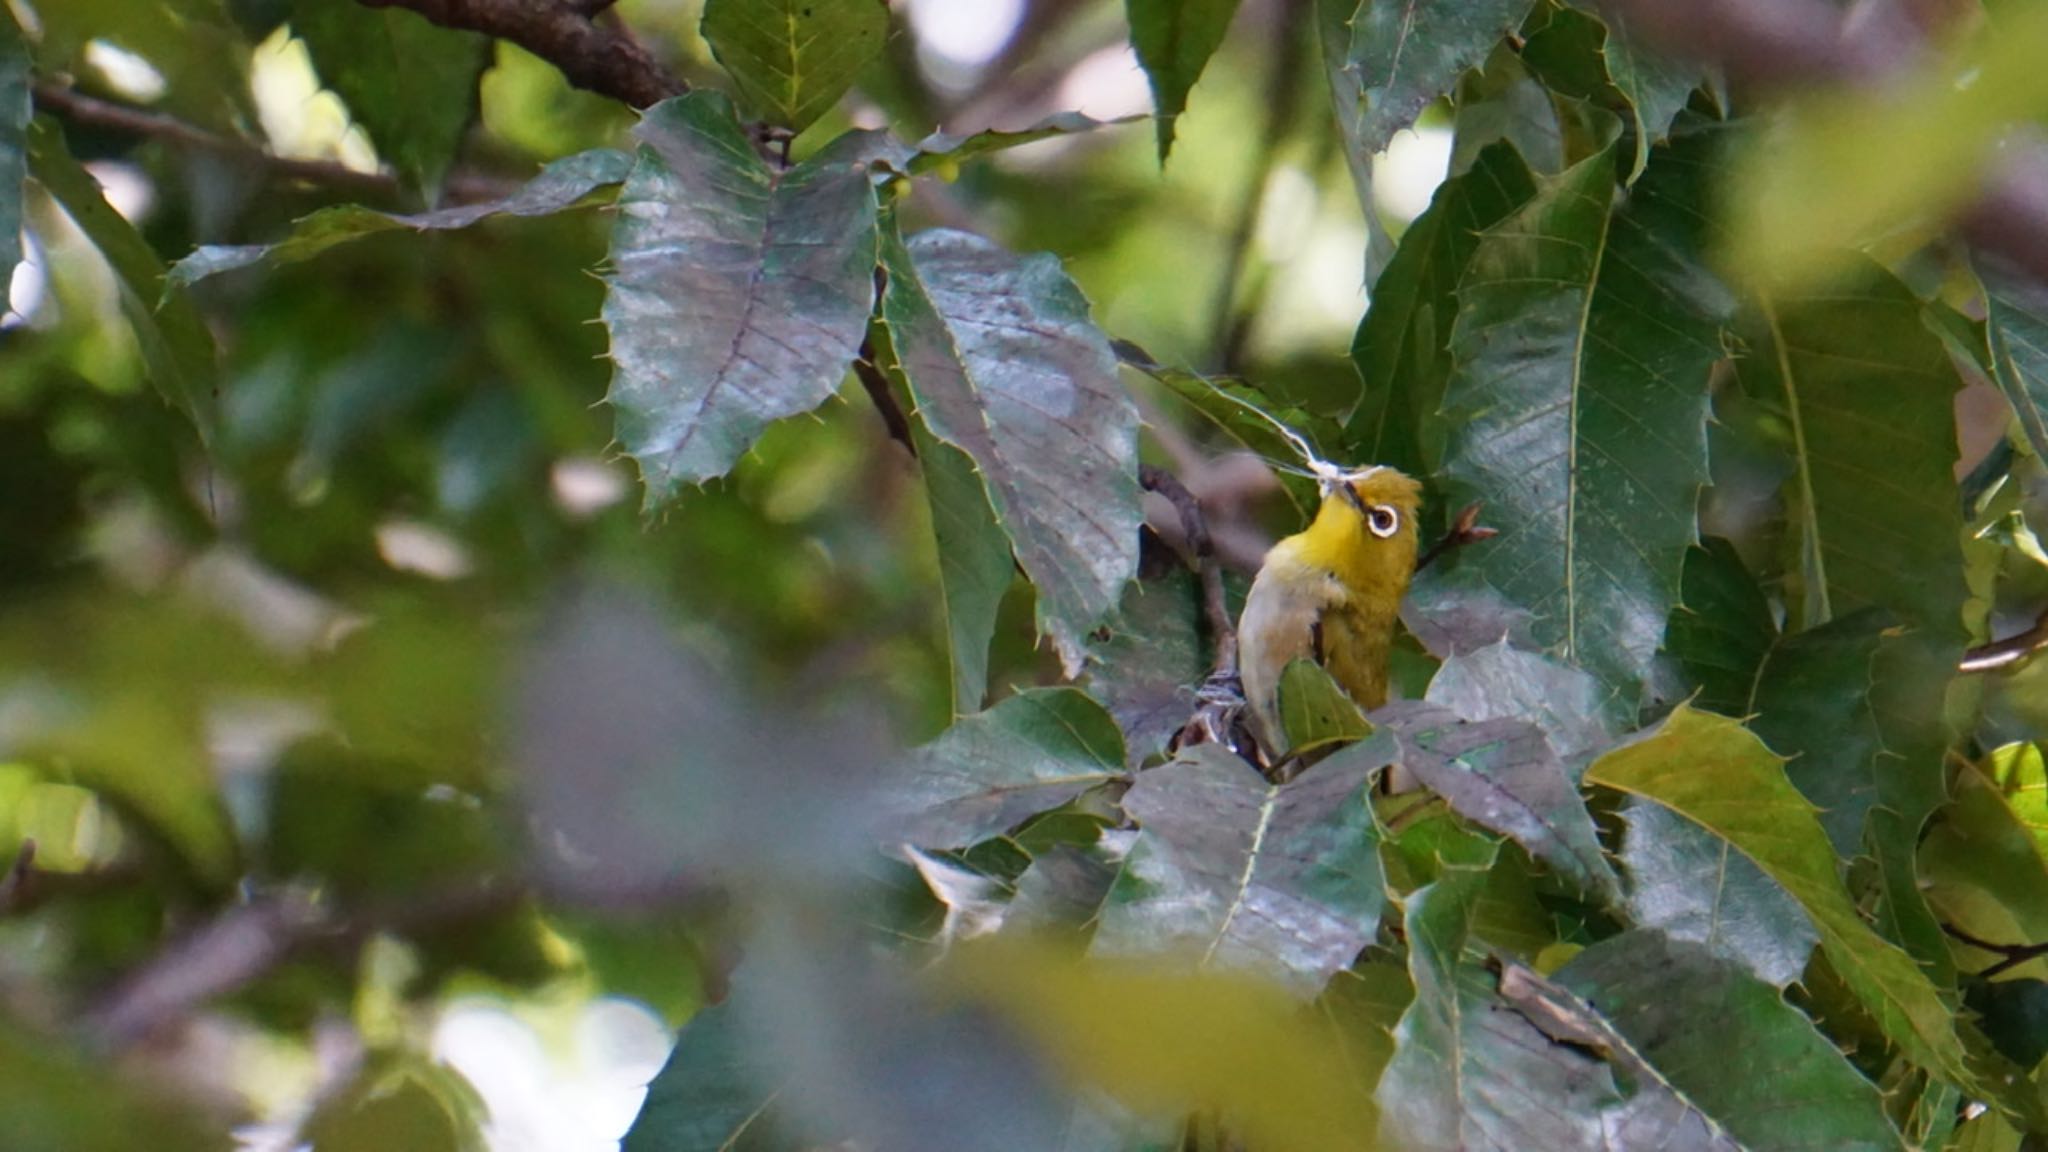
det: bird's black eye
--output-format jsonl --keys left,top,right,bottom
{"left": 1367, "top": 505, "right": 1399, "bottom": 538}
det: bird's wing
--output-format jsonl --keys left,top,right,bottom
{"left": 1237, "top": 561, "right": 1348, "bottom": 756}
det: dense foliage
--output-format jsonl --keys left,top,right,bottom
{"left": 11, "top": 0, "right": 2048, "bottom": 1149}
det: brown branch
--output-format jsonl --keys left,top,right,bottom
{"left": 357, "top": 0, "right": 686, "bottom": 109}
{"left": 1593, "top": 0, "right": 2048, "bottom": 286}
{"left": 1141, "top": 463, "right": 1235, "bottom": 670}
{"left": 1960, "top": 607, "right": 2048, "bottom": 673}
{"left": 33, "top": 83, "right": 518, "bottom": 202}
{"left": 84, "top": 879, "right": 522, "bottom": 1047}
{"left": 1940, "top": 921, "right": 2048, "bottom": 980}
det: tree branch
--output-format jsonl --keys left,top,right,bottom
{"left": 356, "top": 0, "right": 686, "bottom": 109}
{"left": 1141, "top": 463, "right": 1235, "bottom": 668}
{"left": 32, "top": 83, "right": 514, "bottom": 202}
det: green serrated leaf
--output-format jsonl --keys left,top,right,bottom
{"left": 1347, "top": 140, "right": 1537, "bottom": 483}
{"left": 291, "top": 0, "right": 490, "bottom": 203}
{"left": 602, "top": 93, "right": 883, "bottom": 506}
{"left": 1424, "top": 640, "right": 1621, "bottom": 768}
{"left": 1738, "top": 261, "right": 1965, "bottom": 636}
{"left": 1923, "top": 758, "right": 2048, "bottom": 982}
{"left": 913, "top": 427, "right": 1012, "bottom": 719}
{"left": 1584, "top": 706, "right": 1974, "bottom": 1085}
{"left": 910, "top": 112, "right": 1146, "bottom": 174}
{"left": 1439, "top": 130, "right": 1729, "bottom": 706}
{"left": 1619, "top": 798, "right": 1817, "bottom": 986}
{"left": 168, "top": 148, "right": 634, "bottom": 290}
{"left": 1980, "top": 254, "right": 2048, "bottom": 464}
{"left": 623, "top": 989, "right": 787, "bottom": 1152}
{"left": 28, "top": 121, "right": 217, "bottom": 438}
{"left": 885, "top": 687, "right": 1126, "bottom": 849}
{"left": 1126, "top": 0, "right": 1242, "bottom": 162}
{"left": 1376, "top": 850, "right": 1622, "bottom": 1150}
{"left": 1345, "top": 0, "right": 1534, "bottom": 158}
{"left": 1379, "top": 702, "right": 1621, "bottom": 905}
{"left": 882, "top": 227, "right": 1140, "bottom": 676}
{"left": 1595, "top": 10, "right": 1701, "bottom": 183}
{"left": 1094, "top": 741, "right": 1388, "bottom": 995}
{"left": 1663, "top": 537, "right": 1775, "bottom": 717}
{"left": 1555, "top": 931, "right": 1905, "bottom": 1151}
{"left": 700, "top": 0, "right": 888, "bottom": 133}
{"left": 1278, "top": 658, "right": 1373, "bottom": 751}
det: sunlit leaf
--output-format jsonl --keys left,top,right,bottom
{"left": 1986, "top": 742, "right": 2048, "bottom": 861}
{"left": 883, "top": 227, "right": 1140, "bottom": 675}
{"left": 699, "top": 0, "right": 888, "bottom": 133}
{"left": 603, "top": 93, "right": 882, "bottom": 505}
{"left": 291, "top": 0, "right": 490, "bottom": 202}
{"left": 1584, "top": 706, "right": 1973, "bottom": 1083}
{"left": 1619, "top": 798, "right": 1817, "bottom": 987}
{"left": 1555, "top": 931, "right": 1905, "bottom": 1151}
{"left": 884, "top": 688, "right": 1126, "bottom": 849}
{"left": 1094, "top": 742, "right": 1388, "bottom": 995}
{"left": 168, "top": 149, "right": 634, "bottom": 288}
{"left": 1439, "top": 131, "right": 1730, "bottom": 706}
{"left": 1126, "top": 0, "right": 1241, "bottom": 162}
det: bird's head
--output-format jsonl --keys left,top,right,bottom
{"left": 1296, "top": 463, "right": 1424, "bottom": 589}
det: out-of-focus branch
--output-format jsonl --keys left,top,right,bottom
{"left": 33, "top": 83, "right": 513, "bottom": 202}
{"left": 356, "top": 0, "right": 686, "bottom": 109}
{"left": 1593, "top": 0, "right": 2048, "bottom": 285}
{"left": 84, "top": 879, "right": 522, "bottom": 1047}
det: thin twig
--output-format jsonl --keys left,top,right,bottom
{"left": 33, "top": 84, "right": 516, "bottom": 202}
{"left": 1940, "top": 921, "right": 2048, "bottom": 980}
{"left": 1416, "top": 500, "right": 1496, "bottom": 571}
{"left": 356, "top": 0, "right": 686, "bottom": 109}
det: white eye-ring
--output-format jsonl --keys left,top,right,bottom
{"left": 1367, "top": 505, "right": 1399, "bottom": 538}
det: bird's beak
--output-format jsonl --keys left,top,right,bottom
{"left": 1333, "top": 479, "right": 1369, "bottom": 516}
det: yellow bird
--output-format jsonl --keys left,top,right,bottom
{"left": 1237, "top": 465, "right": 1423, "bottom": 758}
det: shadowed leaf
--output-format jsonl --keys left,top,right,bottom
{"left": 1555, "top": 931, "right": 1904, "bottom": 1151}
{"left": 603, "top": 94, "right": 883, "bottom": 506}
{"left": 1980, "top": 254, "right": 2048, "bottom": 464}
{"left": 1084, "top": 564, "right": 1209, "bottom": 765}
{"left": 1378, "top": 701, "right": 1620, "bottom": 904}
{"left": 1439, "top": 129, "right": 1731, "bottom": 706}
{"left": 1425, "top": 640, "right": 1622, "bottom": 770}
{"left": 913, "top": 422, "right": 1013, "bottom": 718}
{"left": 884, "top": 227, "right": 1140, "bottom": 675}
{"left": 1095, "top": 742, "right": 1389, "bottom": 995}
{"left": 884, "top": 688, "right": 1126, "bottom": 850}
{"left": 1344, "top": 0, "right": 1534, "bottom": 159}
{"left": 1619, "top": 798, "right": 1816, "bottom": 986}
{"left": 167, "top": 149, "right": 634, "bottom": 288}
{"left": 1377, "top": 855, "right": 1621, "bottom": 1151}
{"left": 1736, "top": 261, "right": 1965, "bottom": 636}
{"left": 1347, "top": 141, "right": 1537, "bottom": 482}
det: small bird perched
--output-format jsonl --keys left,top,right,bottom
{"left": 1236, "top": 464, "right": 1423, "bottom": 759}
